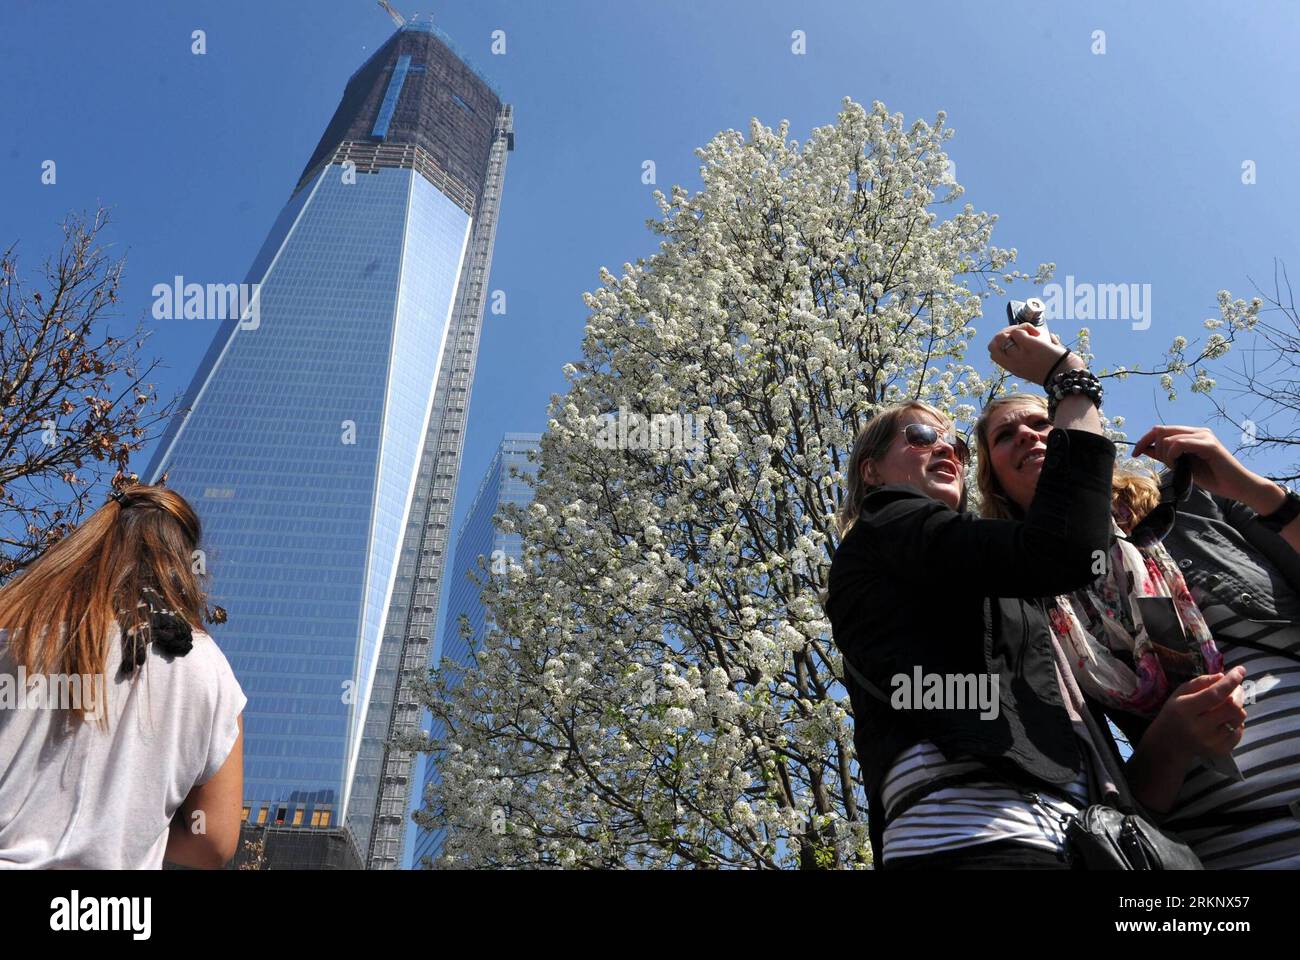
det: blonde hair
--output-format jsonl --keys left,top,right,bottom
{"left": 973, "top": 395, "right": 1047, "bottom": 520}
{"left": 974, "top": 394, "right": 1159, "bottom": 525}
{"left": 0, "top": 484, "right": 207, "bottom": 728}
{"left": 835, "top": 400, "right": 956, "bottom": 538}
{"left": 1111, "top": 470, "right": 1162, "bottom": 533}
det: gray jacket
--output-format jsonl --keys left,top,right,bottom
{"left": 1106, "top": 484, "right": 1300, "bottom": 752}
{"left": 1163, "top": 485, "right": 1300, "bottom": 629}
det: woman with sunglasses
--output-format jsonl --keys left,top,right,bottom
{"left": 826, "top": 321, "right": 1118, "bottom": 869}
{"left": 976, "top": 394, "right": 1300, "bottom": 868}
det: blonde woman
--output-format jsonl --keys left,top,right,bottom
{"left": 0, "top": 484, "right": 245, "bottom": 869}
{"left": 826, "top": 321, "right": 1120, "bottom": 868}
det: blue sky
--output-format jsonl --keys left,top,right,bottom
{"left": 3, "top": 0, "right": 1297, "bottom": 510}
{"left": 2, "top": 0, "right": 1297, "bottom": 863}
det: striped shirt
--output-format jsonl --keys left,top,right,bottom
{"left": 1162, "top": 600, "right": 1300, "bottom": 869}
{"left": 880, "top": 740, "right": 1089, "bottom": 864}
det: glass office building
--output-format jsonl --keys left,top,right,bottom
{"left": 411, "top": 433, "right": 541, "bottom": 868}
{"left": 147, "top": 22, "right": 512, "bottom": 868}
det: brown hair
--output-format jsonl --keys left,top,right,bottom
{"left": 835, "top": 400, "right": 956, "bottom": 538}
{"left": 0, "top": 484, "right": 206, "bottom": 727}
{"left": 974, "top": 393, "right": 1159, "bottom": 525}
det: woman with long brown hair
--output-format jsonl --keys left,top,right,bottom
{"left": 0, "top": 483, "right": 245, "bottom": 868}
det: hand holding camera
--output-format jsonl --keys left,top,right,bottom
{"left": 987, "top": 298, "right": 1081, "bottom": 385}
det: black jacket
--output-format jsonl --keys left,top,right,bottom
{"left": 826, "top": 427, "right": 1116, "bottom": 864}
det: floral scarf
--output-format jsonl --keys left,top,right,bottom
{"left": 1047, "top": 518, "right": 1223, "bottom": 717}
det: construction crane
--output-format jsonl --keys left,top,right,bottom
{"left": 377, "top": 0, "right": 405, "bottom": 27}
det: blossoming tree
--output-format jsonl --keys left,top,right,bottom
{"left": 410, "top": 98, "right": 1206, "bottom": 868}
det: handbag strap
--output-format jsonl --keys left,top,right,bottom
{"left": 886, "top": 767, "right": 1082, "bottom": 826}
{"left": 838, "top": 649, "right": 893, "bottom": 706}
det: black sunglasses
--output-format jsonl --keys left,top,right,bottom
{"left": 902, "top": 422, "right": 970, "bottom": 466}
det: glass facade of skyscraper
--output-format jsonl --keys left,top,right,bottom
{"left": 411, "top": 433, "right": 541, "bottom": 867}
{"left": 147, "top": 23, "right": 512, "bottom": 864}
{"left": 148, "top": 163, "right": 469, "bottom": 829}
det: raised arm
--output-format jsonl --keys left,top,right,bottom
{"left": 857, "top": 426, "right": 1114, "bottom": 598}
{"left": 851, "top": 322, "right": 1115, "bottom": 598}
{"left": 1134, "top": 424, "right": 1300, "bottom": 555}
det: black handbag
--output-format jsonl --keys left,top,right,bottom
{"left": 1040, "top": 795, "right": 1204, "bottom": 870}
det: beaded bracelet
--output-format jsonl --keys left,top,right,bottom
{"left": 1046, "top": 367, "right": 1103, "bottom": 421}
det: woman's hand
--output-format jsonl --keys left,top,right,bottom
{"left": 1146, "top": 669, "right": 1247, "bottom": 763}
{"left": 987, "top": 322, "right": 1081, "bottom": 385}
{"left": 1133, "top": 424, "right": 1287, "bottom": 514}
{"left": 1125, "top": 669, "right": 1247, "bottom": 813}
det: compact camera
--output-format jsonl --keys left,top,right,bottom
{"left": 1006, "top": 297, "right": 1046, "bottom": 326}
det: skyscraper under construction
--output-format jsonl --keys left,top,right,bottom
{"left": 147, "top": 20, "right": 513, "bottom": 869}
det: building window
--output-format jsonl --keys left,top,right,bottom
{"left": 257, "top": 808, "right": 268, "bottom": 825}
{"left": 241, "top": 807, "right": 250, "bottom": 822}
{"left": 293, "top": 809, "right": 305, "bottom": 826}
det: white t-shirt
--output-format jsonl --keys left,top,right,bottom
{"left": 0, "top": 624, "right": 246, "bottom": 869}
